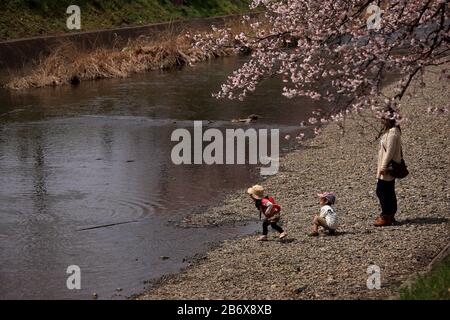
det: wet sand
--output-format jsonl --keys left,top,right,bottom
{"left": 137, "top": 65, "right": 450, "bottom": 300}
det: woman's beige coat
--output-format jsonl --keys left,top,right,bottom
{"left": 377, "top": 127, "right": 402, "bottom": 181}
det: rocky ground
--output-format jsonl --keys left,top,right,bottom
{"left": 137, "top": 66, "right": 449, "bottom": 300}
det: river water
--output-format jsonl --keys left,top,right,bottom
{"left": 0, "top": 56, "right": 322, "bottom": 299}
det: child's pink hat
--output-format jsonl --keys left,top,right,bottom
{"left": 317, "top": 192, "right": 336, "bottom": 204}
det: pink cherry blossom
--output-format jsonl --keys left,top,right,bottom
{"left": 308, "top": 117, "right": 318, "bottom": 125}
{"left": 194, "top": 0, "right": 448, "bottom": 126}
{"left": 296, "top": 133, "right": 306, "bottom": 140}
{"left": 314, "top": 127, "right": 322, "bottom": 136}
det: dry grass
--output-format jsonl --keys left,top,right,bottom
{"left": 4, "top": 19, "right": 257, "bottom": 90}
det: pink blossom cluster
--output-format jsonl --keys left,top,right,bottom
{"left": 194, "top": 0, "right": 449, "bottom": 136}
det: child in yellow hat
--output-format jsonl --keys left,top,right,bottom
{"left": 247, "top": 185, "right": 287, "bottom": 241}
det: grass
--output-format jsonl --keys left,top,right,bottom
{"left": 0, "top": 0, "right": 252, "bottom": 41}
{"left": 399, "top": 253, "right": 450, "bottom": 300}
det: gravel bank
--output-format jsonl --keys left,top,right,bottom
{"left": 137, "top": 66, "right": 449, "bottom": 300}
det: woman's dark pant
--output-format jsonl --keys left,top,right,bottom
{"left": 376, "top": 179, "right": 397, "bottom": 217}
{"left": 262, "top": 220, "right": 284, "bottom": 235}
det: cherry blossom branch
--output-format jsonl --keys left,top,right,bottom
{"left": 192, "top": 0, "right": 450, "bottom": 131}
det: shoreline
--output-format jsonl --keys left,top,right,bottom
{"left": 1, "top": 14, "right": 261, "bottom": 90}
{"left": 0, "top": 12, "right": 261, "bottom": 72}
{"left": 136, "top": 65, "right": 449, "bottom": 300}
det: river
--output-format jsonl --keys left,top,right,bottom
{"left": 0, "top": 56, "right": 322, "bottom": 299}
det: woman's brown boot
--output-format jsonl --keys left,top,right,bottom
{"left": 374, "top": 216, "right": 392, "bottom": 227}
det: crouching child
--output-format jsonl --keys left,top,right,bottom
{"left": 309, "top": 192, "right": 339, "bottom": 236}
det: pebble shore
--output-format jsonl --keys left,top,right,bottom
{"left": 137, "top": 66, "right": 449, "bottom": 300}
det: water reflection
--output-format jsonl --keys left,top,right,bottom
{"left": 0, "top": 56, "right": 321, "bottom": 299}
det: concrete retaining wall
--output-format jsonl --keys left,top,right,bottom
{"left": 0, "top": 13, "right": 256, "bottom": 71}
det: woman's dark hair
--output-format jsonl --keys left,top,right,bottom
{"left": 378, "top": 107, "right": 401, "bottom": 138}
{"left": 383, "top": 117, "right": 397, "bottom": 131}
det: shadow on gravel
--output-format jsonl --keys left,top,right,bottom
{"left": 397, "top": 217, "right": 448, "bottom": 226}
{"left": 280, "top": 238, "right": 296, "bottom": 244}
{"left": 319, "top": 230, "right": 358, "bottom": 237}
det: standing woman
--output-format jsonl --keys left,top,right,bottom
{"left": 375, "top": 109, "right": 403, "bottom": 226}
